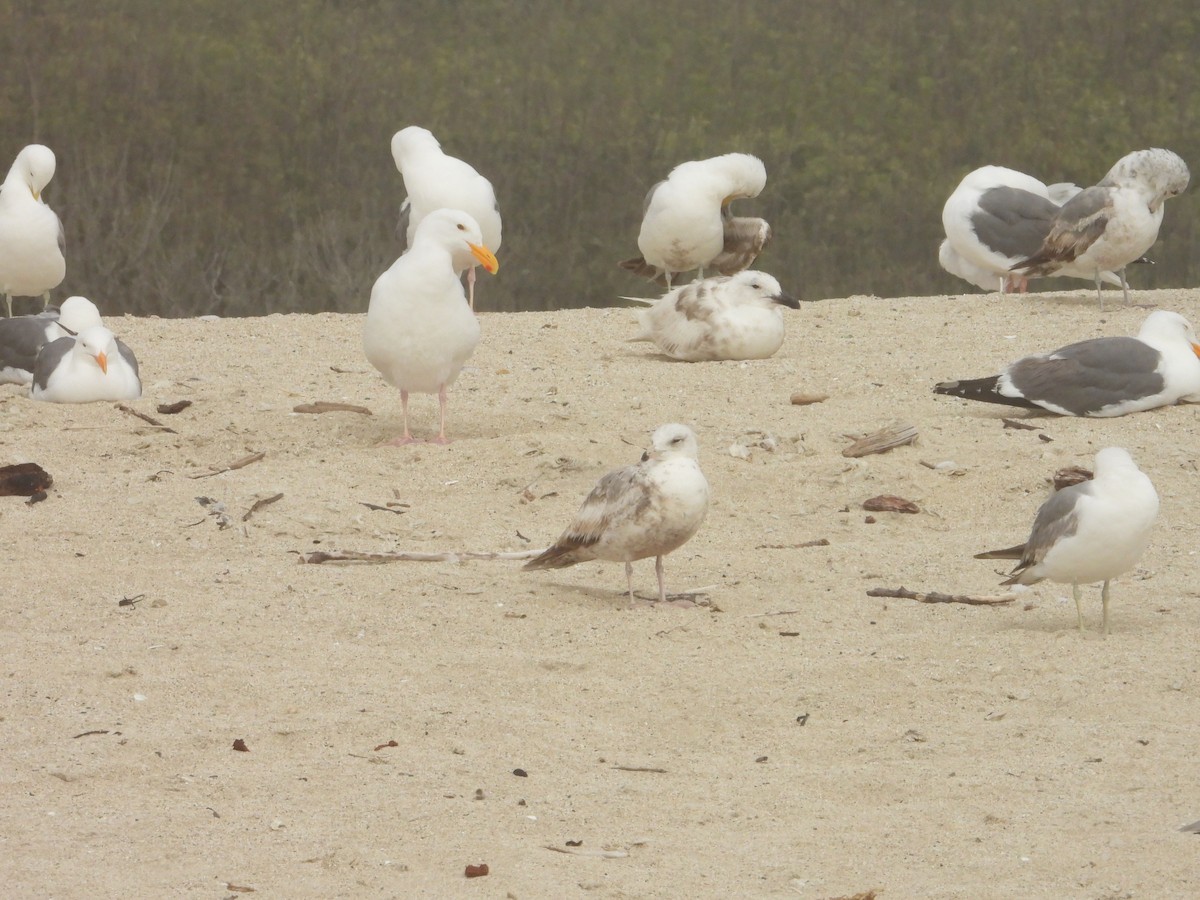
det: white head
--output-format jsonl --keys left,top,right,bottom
{"left": 1092, "top": 446, "right": 1139, "bottom": 477}
{"left": 390, "top": 126, "right": 442, "bottom": 170}
{"left": 644, "top": 423, "right": 700, "bottom": 462}
{"left": 1103, "top": 148, "right": 1190, "bottom": 209}
{"left": 413, "top": 208, "right": 499, "bottom": 275}
{"left": 74, "top": 325, "right": 118, "bottom": 374}
{"left": 58, "top": 296, "right": 103, "bottom": 334}
{"left": 7, "top": 144, "right": 57, "bottom": 199}
{"left": 706, "top": 152, "right": 767, "bottom": 200}
{"left": 1137, "top": 309, "right": 1200, "bottom": 353}
{"left": 728, "top": 270, "right": 800, "bottom": 308}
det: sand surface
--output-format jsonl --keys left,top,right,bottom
{"left": 2, "top": 288, "right": 1200, "bottom": 899}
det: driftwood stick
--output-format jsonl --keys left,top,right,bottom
{"left": 867, "top": 586, "right": 1017, "bottom": 606}
{"left": 189, "top": 451, "right": 266, "bottom": 479}
{"left": 300, "top": 548, "right": 547, "bottom": 565}
{"left": 116, "top": 403, "right": 177, "bottom": 434}
{"left": 842, "top": 422, "right": 918, "bottom": 458}
{"left": 242, "top": 492, "right": 284, "bottom": 522}
{"left": 293, "top": 401, "right": 372, "bottom": 416}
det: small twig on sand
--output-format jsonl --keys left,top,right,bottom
{"left": 842, "top": 422, "right": 917, "bottom": 458}
{"left": 611, "top": 765, "right": 668, "bottom": 773}
{"left": 299, "top": 548, "right": 546, "bottom": 564}
{"left": 116, "top": 403, "right": 177, "bottom": 434}
{"left": 242, "top": 493, "right": 284, "bottom": 522}
{"left": 293, "top": 401, "right": 372, "bottom": 416}
{"left": 867, "top": 586, "right": 1017, "bottom": 606}
{"left": 189, "top": 451, "right": 266, "bottom": 479}
{"left": 1001, "top": 417, "right": 1039, "bottom": 431}
{"left": 543, "top": 845, "right": 630, "bottom": 859}
{"left": 756, "top": 538, "right": 830, "bottom": 549}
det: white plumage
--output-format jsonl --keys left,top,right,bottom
{"left": 363, "top": 208, "right": 498, "bottom": 444}
{"left": 524, "top": 424, "right": 710, "bottom": 604}
{"left": 621, "top": 153, "right": 768, "bottom": 289}
{"left": 976, "top": 447, "right": 1159, "bottom": 635}
{"left": 0, "top": 296, "right": 103, "bottom": 385}
{"left": 628, "top": 270, "right": 800, "bottom": 361}
{"left": 31, "top": 324, "right": 141, "bottom": 403}
{"left": 391, "top": 126, "right": 501, "bottom": 310}
{"left": 0, "top": 144, "right": 66, "bottom": 317}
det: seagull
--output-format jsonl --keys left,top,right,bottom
{"left": 363, "top": 208, "right": 498, "bottom": 444}
{"left": 1012, "top": 148, "right": 1190, "bottom": 307}
{"left": 933, "top": 310, "right": 1200, "bottom": 417}
{"left": 31, "top": 324, "right": 141, "bottom": 403}
{"left": 0, "top": 144, "right": 66, "bottom": 317}
{"left": 524, "top": 423, "right": 710, "bottom": 604}
{"left": 940, "top": 165, "right": 1129, "bottom": 295}
{"left": 619, "top": 153, "right": 768, "bottom": 289}
{"left": 0, "top": 296, "right": 102, "bottom": 385}
{"left": 975, "top": 447, "right": 1158, "bottom": 634}
{"left": 627, "top": 270, "right": 800, "bottom": 361}
{"left": 391, "top": 126, "right": 501, "bottom": 311}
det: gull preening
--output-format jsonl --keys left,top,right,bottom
{"left": 31, "top": 324, "right": 141, "bottom": 403}
{"left": 627, "top": 270, "right": 800, "bottom": 361}
{"left": 0, "top": 144, "right": 66, "bottom": 318}
{"left": 620, "top": 153, "right": 769, "bottom": 289}
{"left": 975, "top": 448, "right": 1158, "bottom": 635}
{"left": 940, "top": 165, "right": 1129, "bottom": 294}
{"left": 1012, "top": 148, "right": 1190, "bottom": 307}
{"left": 524, "top": 424, "right": 710, "bottom": 604}
{"left": 0, "top": 296, "right": 102, "bottom": 385}
{"left": 364, "top": 208, "right": 499, "bottom": 444}
{"left": 933, "top": 310, "right": 1200, "bottom": 417}
{"left": 391, "top": 126, "right": 501, "bottom": 310}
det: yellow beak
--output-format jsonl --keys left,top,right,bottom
{"left": 96, "top": 351, "right": 108, "bottom": 374}
{"left": 1192, "top": 342, "right": 1200, "bottom": 359}
{"left": 469, "top": 242, "right": 499, "bottom": 274}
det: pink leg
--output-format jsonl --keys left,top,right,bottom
{"left": 655, "top": 555, "right": 666, "bottom": 603}
{"left": 625, "top": 561, "right": 635, "bottom": 603}
{"left": 431, "top": 384, "right": 450, "bottom": 444}
{"left": 381, "top": 389, "right": 418, "bottom": 446}
{"left": 467, "top": 266, "right": 477, "bottom": 311}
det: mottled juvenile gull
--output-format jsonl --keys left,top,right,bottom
{"left": 940, "top": 165, "right": 1128, "bottom": 294}
{"left": 524, "top": 424, "right": 710, "bottom": 603}
{"left": 364, "top": 208, "right": 498, "bottom": 444}
{"left": 0, "top": 296, "right": 102, "bottom": 385}
{"left": 0, "top": 144, "right": 65, "bottom": 317}
{"left": 31, "top": 324, "right": 141, "bottom": 403}
{"left": 1013, "top": 148, "right": 1190, "bottom": 306}
{"left": 975, "top": 447, "right": 1158, "bottom": 634}
{"left": 620, "top": 153, "right": 768, "bottom": 289}
{"left": 627, "top": 270, "right": 800, "bottom": 361}
{"left": 391, "top": 126, "right": 501, "bottom": 310}
{"left": 934, "top": 310, "right": 1200, "bottom": 417}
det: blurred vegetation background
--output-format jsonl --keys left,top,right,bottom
{"left": 3, "top": 0, "right": 1198, "bottom": 316}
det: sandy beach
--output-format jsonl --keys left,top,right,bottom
{"left": 2, "top": 287, "right": 1199, "bottom": 898}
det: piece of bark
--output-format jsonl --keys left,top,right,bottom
{"left": 293, "top": 401, "right": 372, "bottom": 416}
{"left": 1001, "top": 418, "right": 1039, "bottom": 431}
{"left": 189, "top": 451, "right": 266, "bottom": 479}
{"left": 842, "top": 422, "right": 917, "bottom": 457}
{"left": 116, "top": 403, "right": 177, "bottom": 434}
{"left": 299, "top": 548, "right": 545, "bottom": 565}
{"left": 1053, "top": 466, "right": 1093, "bottom": 490}
{"left": 156, "top": 400, "right": 193, "bottom": 415}
{"left": 0, "top": 462, "right": 53, "bottom": 496}
{"left": 242, "top": 493, "right": 284, "bottom": 522}
{"left": 790, "top": 391, "right": 829, "bottom": 405}
{"left": 862, "top": 494, "right": 919, "bottom": 514}
{"left": 867, "top": 586, "right": 1017, "bottom": 606}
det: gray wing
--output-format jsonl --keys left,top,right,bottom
{"left": 971, "top": 186, "right": 1056, "bottom": 258}
{"left": 1006, "top": 337, "right": 1163, "bottom": 415}
{"left": 523, "top": 464, "right": 651, "bottom": 569}
{"left": 1001, "top": 483, "right": 1090, "bottom": 584}
{"left": 116, "top": 338, "right": 139, "bottom": 378}
{"left": 57, "top": 213, "right": 66, "bottom": 256}
{"left": 31, "top": 336, "right": 75, "bottom": 392}
{"left": 1014, "top": 186, "right": 1113, "bottom": 274}
{"left": 396, "top": 197, "right": 411, "bottom": 249}
{"left": 0, "top": 316, "right": 58, "bottom": 381}
{"left": 712, "top": 215, "right": 772, "bottom": 276}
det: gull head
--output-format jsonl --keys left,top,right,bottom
{"left": 1104, "top": 148, "right": 1190, "bottom": 210}
{"left": 390, "top": 125, "right": 442, "bottom": 170}
{"left": 58, "top": 296, "right": 103, "bottom": 335}
{"left": 11, "top": 144, "right": 57, "bottom": 201}
{"left": 643, "top": 423, "right": 700, "bottom": 463}
{"left": 75, "top": 325, "right": 117, "bottom": 375}
{"left": 1137, "top": 309, "right": 1200, "bottom": 358}
{"left": 728, "top": 270, "right": 800, "bottom": 309}
{"left": 415, "top": 208, "right": 499, "bottom": 274}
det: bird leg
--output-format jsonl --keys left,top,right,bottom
{"left": 466, "top": 266, "right": 477, "bottom": 312}
{"left": 1101, "top": 579, "right": 1112, "bottom": 637}
{"left": 381, "top": 389, "right": 418, "bottom": 446}
{"left": 41, "top": 290, "right": 51, "bottom": 312}
{"left": 1118, "top": 269, "right": 1131, "bottom": 307}
{"left": 655, "top": 555, "right": 666, "bottom": 604}
{"left": 625, "top": 561, "right": 635, "bottom": 603}
{"left": 1073, "top": 583, "right": 1084, "bottom": 632}
{"left": 1093, "top": 269, "right": 1106, "bottom": 313}
{"left": 431, "top": 384, "right": 451, "bottom": 444}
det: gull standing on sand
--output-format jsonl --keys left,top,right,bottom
{"left": 31, "top": 324, "right": 141, "bottom": 403}
{"left": 0, "top": 296, "right": 102, "bottom": 385}
{"left": 940, "top": 165, "right": 1130, "bottom": 294}
{"left": 627, "top": 270, "right": 800, "bottom": 361}
{"left": 933, "top": 310, "right": 1200, "bottom": 417}
{"left": 391, "top": 126, "right": 501, "bottom": 311}
{"left": 364, "top": 208, "right": 498, "bottom": 444}
{"left": 1012, "top": 148, "right": 1190, "bottom": 307}
{"left": 524, "top": 424, "right": 710, "bottom": 604}
{"left": 0, "top": 144, "right": 66, "bottom": 318}
{"left": 620, "top": 153, "right": 769, "bottom": 289}
{"left": 975, "top": 448, "right": 1158, "bottom": 635}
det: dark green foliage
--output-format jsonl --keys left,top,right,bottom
{"left": 2, "top": 0, "right": 1197, "bottom": 315}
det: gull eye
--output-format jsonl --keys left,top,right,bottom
{"left": 456, "top": 223, "right": 466, "bottom": 231}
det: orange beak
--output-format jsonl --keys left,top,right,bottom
{"left": 1191, "top": 342, "right": 1200, "bottom": 358}
{"left": 469, "top": 242, "right": 499, "bottom": 274}
{"left": 96, "top": 351, "right": 108, "bottom": 374}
